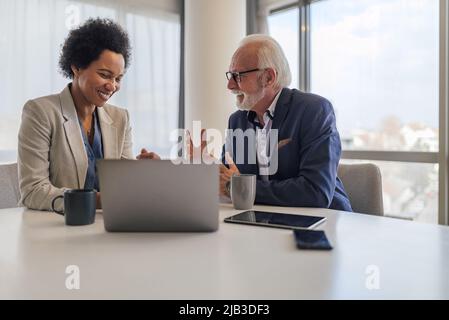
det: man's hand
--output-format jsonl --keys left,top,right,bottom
{"left": 187, "top": 129, "right": 216, "bottom": 163}
{"left": 136, "top": 148, "right": 161, "bottom": 160}
{"left": 219, "top": 153, "right": 240, "bottom": 196}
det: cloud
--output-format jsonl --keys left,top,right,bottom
{"left": 310, "top": 0, "right": 439, "bottom": 133}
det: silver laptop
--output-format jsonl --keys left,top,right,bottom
{"left": 97, "top": 160, "right": 219, "bottom": 232}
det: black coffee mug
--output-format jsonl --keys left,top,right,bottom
{"left": 51, "top": 189, "right": 96, "bottom": 226}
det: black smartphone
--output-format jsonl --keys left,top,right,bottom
{"left": 224, "top": 210, "right": 326, "bottom": 230}
{"left": 293, "top": 229, "right": 333, "bottom": 250}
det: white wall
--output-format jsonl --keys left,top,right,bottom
{"left": 184, "top": 0, "right": 246, "bottom": 147}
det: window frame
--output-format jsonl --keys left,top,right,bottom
{"left": 439, "top": 0, "right": 448, "bottom": 225}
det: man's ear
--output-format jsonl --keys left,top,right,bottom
{"left": 264, "top": 68, "right": 276, "bottom": 87}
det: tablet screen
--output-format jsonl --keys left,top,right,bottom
{"left": 224, "top": 211, "right": 326, "bottom": 230}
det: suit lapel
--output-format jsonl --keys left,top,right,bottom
{"left": 271, "top": 88, "right": 292, "bottom": 132}
{"left": 60, "top": 85, "right": 87, "bottom": 189}
{"left": 98, "top": 107, "right": 118, "bottom": 159}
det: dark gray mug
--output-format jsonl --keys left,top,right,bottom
{"left": 231, "top": 174, "right": 256, "bottom": 210}
{"left": 51, "top": 189, "right": 96, "bottom": 226}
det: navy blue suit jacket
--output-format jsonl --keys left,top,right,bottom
{"left": 223, "top": 88, "right": 352, "bottom": 212}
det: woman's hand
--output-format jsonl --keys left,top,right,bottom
{"left": 136, "top": 148, "right": 161, "bottom": 160}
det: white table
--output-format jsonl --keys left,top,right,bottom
{"left": 1, "top": 204, "right": 449, "bottom": 299}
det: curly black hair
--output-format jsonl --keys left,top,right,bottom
{"left": 59, "top": 18, "right": 131, "bottom": 79}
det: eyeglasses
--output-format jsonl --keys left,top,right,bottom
{"left": 226, "top": 68, "right": 261, "bottom": 83}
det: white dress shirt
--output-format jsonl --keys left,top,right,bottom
{"left": 254, "top": 90, "right": 282, "bottom": 180}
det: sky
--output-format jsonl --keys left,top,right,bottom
{"left": 268, "top": 0, "right": 439, "bottom": 139}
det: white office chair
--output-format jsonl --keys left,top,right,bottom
{"left": 0, "top": 162, "right": 21, "bottom": 209}
{"left": 338, "top": 163, "right": 384, "bottom": 216}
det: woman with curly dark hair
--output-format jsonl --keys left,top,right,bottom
{"left": 18, "top": 18, "right": 156, "bottom": 211}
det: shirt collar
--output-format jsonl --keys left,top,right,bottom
{"left": 247, "top": 89, "right": 283, "bottom": 127}
{"left": 264, "top": 89, "right": 282, "bottom": 122}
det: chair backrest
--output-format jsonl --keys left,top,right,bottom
{"left": 0, "top": 163, "right": 20, "bottom": 209}
{"left": 338, "top": 163, "right": 384, "bottom": 216}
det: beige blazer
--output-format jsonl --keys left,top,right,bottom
{"left": 18, "top": 85, "right": 134, "bottom": 211}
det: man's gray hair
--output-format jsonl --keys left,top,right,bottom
{"left": 239, "top": 34, "right": 292, "bottom": 90}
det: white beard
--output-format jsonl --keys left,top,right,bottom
{"left": 233, "top": 89, "right": 265, "bottom": 111}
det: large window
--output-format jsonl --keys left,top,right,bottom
{"left": 268, "top": 7, "right": 299, "bottom": 90}
{"left": 266, "top": 0, "right": 446, "bottom": 223}
{"left": 310, "top": 0, "right": 439, "bottom": 153}
{"left": 0, "top": 0, "right": 181, "bottom": 163}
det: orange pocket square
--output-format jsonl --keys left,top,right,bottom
{"left": 278, "top": 138, "right": 292, "bottom": 149}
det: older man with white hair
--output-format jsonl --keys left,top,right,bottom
{"left": 220, "top": 34, "right": 352, "bottom": 211}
